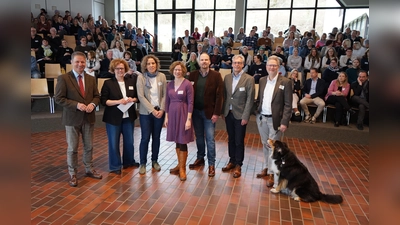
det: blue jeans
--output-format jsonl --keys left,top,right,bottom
{"left": 192, "top": 109, "right": 216, "bottom": 166}
{"left": 106, "top": 118, "right": 137, "bottom": 171}
{"left": 225, "top": 111, "right": 247, "bottom": 166}
{"left": 139, "top": 113, "right": 164, "bottom": 165}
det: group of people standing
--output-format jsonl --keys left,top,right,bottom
{"left": 54, "top": 49, "right": 306, "bottom": 192}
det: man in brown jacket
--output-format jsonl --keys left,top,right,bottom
{"left": 55, "top": 51, "right": 102, "bottom": 187}
{"left": 188, "top": 53, "right": 224, "bottom": 177}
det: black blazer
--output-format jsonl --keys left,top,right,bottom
{"left": 101, "top": 76, "right": 138, "bottom": 125}
{"left": 302, "top": 78, "right": 326, "bottom": 99}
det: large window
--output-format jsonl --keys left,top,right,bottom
{"left": 247, "top": 0, "right": 268, "bottom": 8}
{"left": 292, "top": 10, "right": 315, "bottom": 34}
{"left": 138, "top": 12, "right": 154, "bottom": 34}
{"left": 215, "top": 11, "right": 235, "bottom": 37}
{"left": 120, "top": 0, "right": 135, "bottom": 11}
{"left": 195, "top": 0, "right": 214, "bottom": 9}
{"left": 268, "top": 10, "right": 290, "bottom": 35}
{"left": 195, "top": 11, "right": 214, "bottom": 34}
{"left": 315, "top": 9, "right": 343, "bottom": 34}
{"left": 245, "top": 10, "right": 267, "bottom": 35}
{"left": 156, "top": 0, "right": 172, "bottom": 10}
{"left": 121, "top": 13, "right": 136, "bottom": 26}
{"left": 176, "top": 0, "right": 192, "bottom": 9}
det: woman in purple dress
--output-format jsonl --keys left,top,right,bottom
{"left": 164, "top": 61, "right": 194, "bottom": 181}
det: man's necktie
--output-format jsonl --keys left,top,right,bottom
{"left": 78, "top": 75, "right": 85, "bottom": 97}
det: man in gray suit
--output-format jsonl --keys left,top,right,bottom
{"left": 222, "top": 54, "right": 255, "bottom": 178}
{"left": 55, "top": 51, "right": 102, "bottom": 187}
{"left": 255, "top": 55, "right": 293, "bottom": 188}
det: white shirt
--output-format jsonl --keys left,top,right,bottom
{"left": 230, "top": 70, "right": 244, "bottom": 110}
{"left": 149, "top": 77, "right": 159, "bottom": 107}
{"left": 261, "top": 74, "right": 278, "bottom": 115}
{"left": 118, "top": 81, "right": 129, "bottom": 118}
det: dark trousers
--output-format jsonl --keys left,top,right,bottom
{"left": 139, "top": 113, "right": 164, "bottom": 165}
{"left": 225, "top": 111, "right": 247, "bottom": 166}
{"left": 351, "top": 95, "right": 369, "bottom": 124}
{"left": 326, "top": 95, "right": 351, "bottom": 123}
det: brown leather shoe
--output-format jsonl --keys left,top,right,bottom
{"left": 256, "top": 168, "right": 268, "bottom": 178}
{"left": 233, "top": 165, "right": 241, "bottom": 178}
{"left": 222, "top": 162, "right": 235, "bottom": 172}
{"left": 266, "top": 174, "right": 274, "bottom": 187}
{"left": 85, "top": 170, "right": 103, "bottom": 179}
{"left": 69, "top": 175, "right": 77, "bottom": 187}
{"left": 188, "top": 158, "right": 205, "bottom": 169}
{"left": 208, "top": 165, "right": 215, "bottom": 177}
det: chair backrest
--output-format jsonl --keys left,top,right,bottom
{"left": 232, "top": 42, "right": 242, "bottom": 49}
{"left": 219, "top": 68, "right": 231, "bottom": 81}
{"left": 37, "top": 33, "right": 44, "bottom": 38}
{"left": 63, "top": 35, "right": 76, "bottom": 50}
{"left": 248, "top": 50, "right": 254, "bottom": 56}
{"left": 53, "top": 78, "right": 58, "bottom": 94}
{"left": 97, "top": 78, "right": 110, "bottom": 94}
{"left": 31, "top": 79, "right": 49, "bottom": 96}
{"left": 274, "top": 37, "right": 284, "bottom": 44}
{"left": 232, "top": 49, "right": 239, "bottom": 55}
{"left": 31, "top": 50, "right": 36, "bottom": 57}
{"left": 66, "top": 64, "right": 73, "bottom": 73}
{"left": 123, "top": 39, "right": 131, "bottom": 48}
{"left": 45, "top": 63, "right": 62, "bottom": 78}
{"left": 306, "top": 72, "right": 322, "bottom": 80}
{"left": 254, "top": 83, "right": 260, "bottom": 100}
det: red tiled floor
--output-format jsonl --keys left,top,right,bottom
{"left": 31, "top": 128, "right": 369, "bottom": 224}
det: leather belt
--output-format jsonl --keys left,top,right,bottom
{"left": 262, "top": 114, "right": 272, "bottom": 117}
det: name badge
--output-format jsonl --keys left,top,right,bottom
{"left": 158, "top": 82, "right": 163, "bottom": 86}
{"left": 190, "top": 81, "right": 194, "bottom": 85}
{"left": 342, "top": 88, "right": 345, "bottom": 91}
{"left": 129, "top": 86, "right": 134, "bottom": 90}
{"left": 178, "top": 90, "right": 183, "bottom": 94}
{"left": 35, "top": 40, "right": 39, "bottom": 42}
{"left": 258, "top": 68, "right": 262, "bottom": 71}
{"left": 279, "top": 85, "right": 285, "bottom": 90}
{"left": 239, "top": 87, "right": 245, "bottom": 91}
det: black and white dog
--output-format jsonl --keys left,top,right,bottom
{"left": 267, "top": 139, "right": 343, "bottom": 204}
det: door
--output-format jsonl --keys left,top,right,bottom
{"left": 157, "top": 12, "right": 191, "bottom": 52}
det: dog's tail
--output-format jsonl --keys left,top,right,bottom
{"left": 320, "top": 194, "right": 343, "bottom": 204}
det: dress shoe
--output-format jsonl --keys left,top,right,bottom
{"left": 208, "top": 165, "right": 215, "bottom": 177}
{"left": 222, "top": 162, "right": 235, "bottom": 172}
{"left": 110, "top": 170, "right": 121, "bottom": 175}
{"left": 69, "top": 175, "right": 77, "bottom": 187}
{"left": 256, "top": 168, "right": 268, "bottom": 178}
{"left": 85, "top": 170, "right": 103, "bottom": 179}
{"left": 233, "top": 165, "right": 241, "bottom": 178}
{"left": 123, "top": 162, "right": 140, "bottom": 169}
{"left": 188, "top": 158, "right": 205, "bottom": 169}
{"left": 266, "top": 174, "right": 274, "bottom": 187}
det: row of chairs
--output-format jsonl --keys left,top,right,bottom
{"left": 31, "top": 78, "right": 110, "bottom": 114}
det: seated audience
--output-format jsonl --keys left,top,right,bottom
{"left": 31, "top": 56, "right": 42, "bottom": 78}
{"left": 360, "top": 49, "right": 369, "bottom": 72}
{"left": 99, "top": 49, "right": 114, "bottom": 78}
{"left": 303, "top": 47, "right": 321, "bottom": 76}
{"left": 248, "top": 54, "right": 267, "bottom": 84}
{"left": 352, "top": 41, "right": 366, "bottom": 59}
{"left": 56, "top": 39, "right": 73, "bottom": 70}
{"left": 346, "top": 58, "right": 360, "bottom": 84}
{"left": 315, "top": 33, "right": 327, "bottom": 50}
{"left": 299, "top": 68, "right": 326, "bottom": 124}
{"left": 37, "top": 38, "right": 56, "bottom": 73}
{"left": 74, "top": 36, "right": 92, "bottom": 57}
{"left": 339, "top": 48, "right": 357, "bottom": 71}
{"left": 221, "top": 47, "right": 234, "bottom": 69}
{"left": 324, "top": 72, "right": 355, "bottom": 127}
{"left": 271, "top": 46, "right": 287, "bottom": 67}
{"left": 322, "top": 58, "right": 340, "bottom": 90}
{"left": 209, "top": 46, "right": 222, "bottom": 71}
{"left": 123, "top": 51, "right": 137, "bottom": 74}
{"left": 287, "top": 47, "right": 302, "bottom": 72}
{"left": 321, "top": 47, "right": 337, "bottom": 73}
{"left": 186, "top": 52, "right": 200, "bottom": 75}
{"left": 240, "top": 46, "right": 253, "bottom": 72}
{"left": 290, "top": 69, "right": 302, "bottom": 116}
{"left": 127, "top": 40, "right": 144, "bottom": 71}
{"left": 96, "top": 40, "right": 109, "bottom": 60}
{"left": 350, "top": 70, "right": 369, "bottom": 130}
{"left": 178, "top": 45, "right": 189, "bottom": 62}
{"left": 85, "top": 50, "right": 100, "bottom": 76}
{"left": 111, "top": 40, "right": 125, "bottom": 59}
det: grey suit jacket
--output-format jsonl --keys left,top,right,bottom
{"left": 136, "top": 72, "right": 167, "bottom": 115}
{"left": 257, "top": 75, "right": 293, "bottom": 130}
{"left": 55, "top": 71, "right": 100, "bottom": 126}
{"left": 223, "top": 72, "right": 255, "bottom": 121}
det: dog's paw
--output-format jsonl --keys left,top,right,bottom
{"left": 270, "top": 188, "right": 280, "bottom": 194}
{"left": 293, "top": 197, "right": 301, "bottom": 201}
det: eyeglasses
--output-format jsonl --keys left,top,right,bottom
{"left": 115, "top": 67, "right": 125, "bottom": 70}
{"left": 267, "top": 65, "right": 279, "bottom": 67}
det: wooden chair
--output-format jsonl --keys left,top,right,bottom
{"left": 96, "top": 78, "right": 110, "bottom": 111}
{"left": 123, "top": 39, "right": 131, "bottom": 48}
{"left": 31, "top": 79, "right": 54, "bottom": 113}
{"left": 37, "top": 33, "right": 44, "bottom": 38}
{"left": 45, "top": 63, "right": 62, "bottom": 79}
{"left": 232, "top": 42, "right": 242, "bottom": 49}
{"left": 254, "top": 83, "right": 259, "bottom": 100}
{"left": 248, "top": 50, "right": 254, "bottom": 56}
{"left": 232, "top": 49, "right": 239, "bottom": 55}
{"left": 31, "top": 50, "right": 36, "bottom": 57}
{"left": 219, "top": 68, "right": 231, "bottom": 81}
{"left": 66, "top": 64, "right": 72, "bottom": 73}
{"left": 306, "top": 72, "right": 322, "bottom": 80}
{"left": 63, "top": 35, "right": 76, "bottom": 50}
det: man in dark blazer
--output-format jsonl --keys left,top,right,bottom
{"left": 55, "top": 51, "right": 102, "bottom": 187}
{"left": 255, "top": 55, "right": 293, "bottom": 188}
{"left": 299, "top": 68, "right": 326, "bottom": 124}
{"left": 351, "top": 70, "right": 369, "bottom": 130}
{"left": 222, "top": 54, "right": 255, "bottom": 178}
{"left": 188, "top": 53, "right": 224, "bottom": 177}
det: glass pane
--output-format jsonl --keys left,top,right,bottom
{"left": 267, "top": 10, "right": 290, "bottom": 36}
{"left": 216, "top": 0, "right": 235, "bottom": 9}
{"left": 157, "top": 0, "right": 172, "bottom": 10}
{"left": 290, "top": 10, "right": 315, "bottom": 35}
{"left": 121, "top": 0, "right": 136, "bottom": 10}
{"left": 315, "top": 9, "right": 343, "bottom": 35}
{"left": 293, "top": 0, "right": 316, "bottom": 8}
{"left": 121, "top": 13, "right": 136, "bottom": 27}
{"left": 245, "top": 10, "right": 267, "bottom": 36}
{"left": 214, "top": 11, "right": 235, "bottom": 37}
{"left": 176, "top": 14, "right": 191, "bottom": 41}
{"left": 344, "top": 9, "right": 369, "bottom": 24}
{"left": 176, "top": 0, "right": 192, "bottom": 9}
{"left": 269, "top": 0, "right": 291, "bottom": 8}
{"left": 138, "top": 1, "right": 154, "bottom": 10}
{"left": 195, "top": 0, "right": 214, "bottom": 9}
{"left": 247, "top": 0, "right": 268, "bottom": 8}
{"left": 194, "top": 11, "right": 214, "bottom": 35}
{"left": 138, "top": 12, "right": 154, "bottom": 37}
{"left": 157, "top": 14, "right": 172, "bottom": 52}
{"left": 318, "top": 0, "right": 341, "bottom": 7}
{"left": 215, "top": 11, "right": 235, "bottom": 37}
